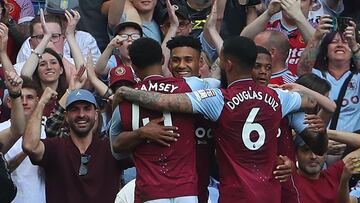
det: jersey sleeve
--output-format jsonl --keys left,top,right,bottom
{"left": 288, "top": 112, "right": 307, "bottom": 134}
{"left": 184, "top": 77, "right": 221, "bottom": 91}
{"left": 273, "top": 88, "right": 302, "bottom": 117}
{"left": 109, "top": 107, "right": 130, "bottom": 160}
{"left": 185, "top": 88, "right": 224, "bottom": 122}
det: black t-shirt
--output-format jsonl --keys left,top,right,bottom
{"left": 220, "top": 0, "right": 260, "bottom": 39}
{"left": 155, "top": 0, "right": 211, "bottom": 38}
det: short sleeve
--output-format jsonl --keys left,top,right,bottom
{"left": 109, "top": 107, "right": 130, "bottom": 160}
{"left": 288, "top": 112, "right": 307, "bottom": 134}
{"left": 32, "top": 138, "right": 59, "bottom": 168}
{"left": 273, "top": 88, "right": 302, "bottom": 117}
{"left": 186, "top": 88, "right": 224, "bottom": 121}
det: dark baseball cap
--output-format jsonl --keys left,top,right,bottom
{"left": 113, "top": 21, "right": 143, "bottom": 36}
{"left": 159, "top": 4, "right": 190, "bottom": 25}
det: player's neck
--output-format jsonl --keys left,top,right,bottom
{"left": 139, "top": 65, "right": 163, "bottom": 80}
{"left": 227, "top": 72, "right": 252, "bottom": 86}
{"left": 271, "top": 62, "right": 286, "bottom": 73}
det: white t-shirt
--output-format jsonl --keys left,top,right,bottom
{"left": 3, "top": 119, "right": 47, "bottom": 203}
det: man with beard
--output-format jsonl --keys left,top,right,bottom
{"left": 294, "top": 139, "right": 360, "bottom": 203}
{"left": 22, "top": 88, "right": 132, "bottom": 203}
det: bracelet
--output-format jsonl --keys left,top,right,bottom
{"left": 31, "top": 49, "right": 42, "bottom": 59}
{"left": 103, "top": 88, "right": 113, "bottom": 99}
{"left": 9, "top": 91, "right": 21, "bottom": 99}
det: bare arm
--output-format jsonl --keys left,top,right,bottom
{"left": 112, "top": 117, "right": 179, "bottom": 153}
{"left": 327, "top": 130, "right": 360, "bottom": 148}
{"left": 161, "top": 0, "right": 178, "bottom": 77}
{"left": 204, "top": 0, "right": 224, "bottom": 56}
{"left": 246, "top": 5, "right": 258, "bottom": 25}
{"left": 101, "top": 0, "right": 111, "bottom": 16}
{"left": 108, "top": 0, "right": 126, "bottom": 28}
{"left": 343, "top": 21, "right": 360, "bottom": 71}
{"left": 0, "top": 71, "right": 25, "bottom": 154}
{"left": 22, "top": 88, "right": 57, "bottom": 163}
{"left": 338, "top": 149, "right": 360, "bottom": 203}
{"left": 301, "top": 114, "right": 328, "bottom": 155}
{"left": 240, "top": 0, "right": 281, "bottom": 39}
{"left": 21, "top": 9, "right": 52, "bottom": 77}
{"left": 117, "top": 86, "right": 193, "bottom": 113}
{"left": 95, "top": 35, "right": 122, "bottom": 76}
{"left": 0, "top": 23, "right": 16, "bottom": 73}
{"left": 281, "top": 83, "right": 336, "bottom": 112}
{"left": 280, "top": 0, "right": 315, "bottom": 43}
{"left": 7, "top": 152, "right": 27, "bottom": 173}
{"left": 64, "top": 10, "right": 84, "bottom": 70}
{"left": 86, "top": 51, "right": 111, "bottom": 97}
{"left": 297, "top": 15, "right": 333, "bottom": 76}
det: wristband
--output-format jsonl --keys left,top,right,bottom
{"left": 31, "top": 49, "right": 42, "bottom": 59}
{"left": 9, "top": 91, "right": 21, "bottom": 99}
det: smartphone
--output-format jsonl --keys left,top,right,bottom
{"left": 337, "top": 17, "right": 353, "bottom": 33}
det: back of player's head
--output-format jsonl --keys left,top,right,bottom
{"left": 166, "top": 36, "right": 202, "bottom": 53}
{"left": 128, "top": 37, "right": 163, "bottom": 69}
{"left": 296, "top": 73, "right": 331, "bottom": 95}
{"left": 266, "top": 30, "right": 289, "bottom": 61}
{"left": 256, "top": 45, "right": 271, "bottom": 57}
{"left": 223, "top": 36, "right": 257, "bottom": 70}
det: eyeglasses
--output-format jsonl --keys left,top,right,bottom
{"left": 79, "top": 154, "right": 91, "bottom": 176}
{"left": 30, "top": 33, "right": 63, "bottom": 43}
{"left": 162, "top": 21, "right": 191, "bottom": 31}
{"left": 118, "top": 33, "right": 141, "bottom": 41}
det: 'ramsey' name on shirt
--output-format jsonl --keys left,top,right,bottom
{"left": 138, "top": 81, "right": 179, "bottom": 93}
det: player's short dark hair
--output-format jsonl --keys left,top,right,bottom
{"left": 296, "top": 73, "right": 331, "bottom": 95}
{"left": 166, "top": 36, "right": 202, "bottom": 53}
{"left": 128, "top": 37, "right": 163, "bottom": 69}
{"left": 21, "top": 76, "right": 42, "bottom": 96}
{"left": 256, "top": 45, "right": 271, "bottom": 57}
{"left": 223, "top": 36, "right": 257, "bottom": 70}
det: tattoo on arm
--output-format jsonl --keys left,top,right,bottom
{"left": 298, "top": 38, "right": 321, "bottom": 76}
{"left": 123, "top": 89, "right": 193, "bottom": 113}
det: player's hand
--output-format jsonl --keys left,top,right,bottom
{"left": 304, "top": 114, "right": 326, "bottom": 134}
{"left": 39, "top": 87, "right": 57, "bottom": 105}
{"left": 273, "top": 155, "right": 293, "bottom": 182}
{"left": 138, "top": 117, "right": 179, "bottom": 147}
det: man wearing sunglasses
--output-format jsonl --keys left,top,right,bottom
{"left": 22, "top": 88, "right": 132, "bottom": 203}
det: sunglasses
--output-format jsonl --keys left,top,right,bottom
{"left": 79, "top": 154, "right": 91, "bottom": 176}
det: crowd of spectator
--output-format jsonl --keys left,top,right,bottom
{"left": 0, "top": 0, "right": 359, "bottom": 203}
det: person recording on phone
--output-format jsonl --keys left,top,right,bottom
{"left": 297, "top": 14, "right": 360, "bottom": 166}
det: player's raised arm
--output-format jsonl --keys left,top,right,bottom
{"left": 116, "top": 86, "right": 193, "bottom": 114}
